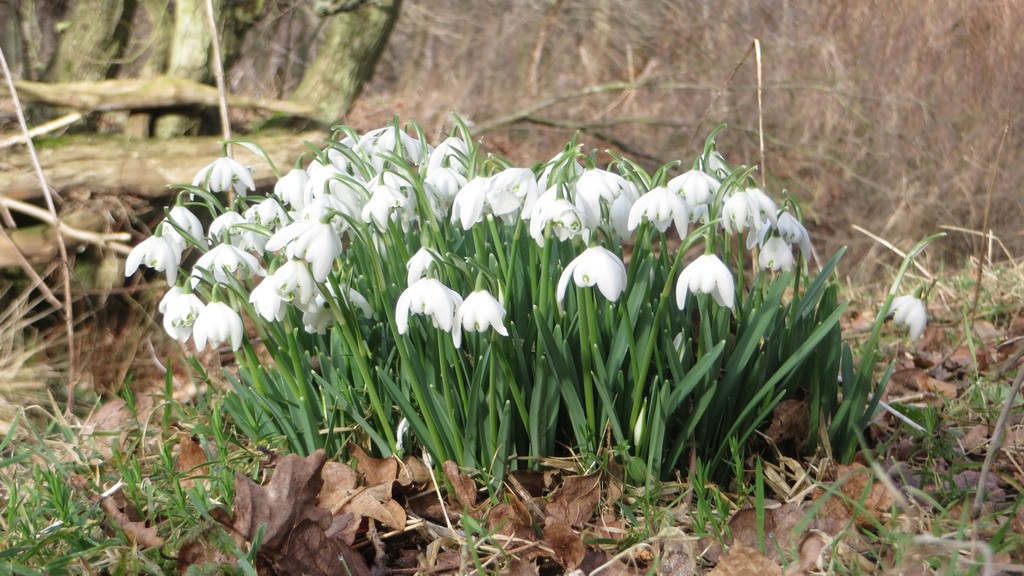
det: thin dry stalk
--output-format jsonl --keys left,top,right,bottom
{"left": 0, "top": 45, "right": 77, "bottom": 414}
{"left": 754, "top": 38, "right": 765, "bottom": 191}
{"left": 0, "top": 225, "right": 61, "bottom": 308}
{"left": 204, "top": 0, "right": 232, "bottom": 156}
{"left": 970, "top": 364, "right": 1024, "bottom": 521}
{"left": 970, "top": 118, "right": 1009, "bottom": 327}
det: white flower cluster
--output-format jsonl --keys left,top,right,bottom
{"left": 124, "top": 123, "right": 860, "bottom": 354}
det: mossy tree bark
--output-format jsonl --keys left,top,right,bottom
{"left": 154, "top": 0, "right": 221, "bottom": 137}
{"left": 291, "top": 0, "right": 402, "bottom": 125}
{"left": 44, "top": 0, "right": 131, "bottom": 82}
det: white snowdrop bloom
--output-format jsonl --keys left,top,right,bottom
{"left": 249, "top": 278, "right": 288, "bottom": 322}
{"left": 721, "top": 191, "right": 758, "bottom": 236}
{"left": 162, "top": 206, "right": 206, "bottom": 252}
{"left": 573, "top": 168, "right": 633, "bottom": 229}
{"left": 529, "top": 188, "right": 586, "bottom": 247}
{"left": 427, "top": 136, "right": 470, "bottom": 175}
{"left": 274, "top": 168, "right": 311, "bottom": 210}
{"left": 192, "top": 157, "right": 255, "bottom": 196}
{"left": 362, "top": 176, "right": 409, "bottom": 232}
{"left": 269, "top": 259, "right": 317, "bottom": 308}
{"left": 306, "top": 165, "right": 366, "bottom": 220}
{"left": 245, "top": 197, "right": 290, "bottom": 231}
{"left": 265, "top": 220, "right": 343, "bottom": 282}
{"left": 325, "top": 146, "right": 354, "bottom": 173}
{"left": 301, "top": 295, "right": 332, "bottom": 334}
{"left": 192, "top": 301, "right": 244, "bottom": 351}
{"left": 406, "top": 247, "right": 437, "bottom": 286}
{"left": 775, "top": 211, "right": 812, "bottom": 260}
{"left": 450, "top": 176, "right": 492, "bottom": 230}
{"left": 160, "top": 289, "right": 205, "bottom": 343}
{"left": 744, "top": 187, "right": 778, "bottom": 228}
{"left": 633, "top": 403, "right": 646, "bottom": 447}
{"left": 627, "top": 186, "right": 689, "bottom": 237}
{"left": 425, "top": 166, "right": 468, "bottom": 206}
{"left": 759, "top": 236, "right": 795, "bottom": 272}
{"left": 395, "top": 418, "right": 411, "bottom": 452}
{"left": 667, "top": 170, "right": 720, "bottom": 219}
{"left": 675, "top": 254, "right": 735, "bottom": 310}
{"left": 192, "top": 243, "right": 265, "bottom": 286}
{"left": 357, "top": 126, "right": 427, "bottom": 171}
{"left": 208, "top": 212, "right": 246, "bottom": 245}
{"left": 344, "top": 287, "right": 374, "bottom": 319}
{"left": 453, "top": 290, "right": 508, "bottom": 348}
{"left": 556, "top": 246, "right": 628, "bottom": 313}
{"left": 890, "top": 295, "right": 927, "bottom": 341}
{"left": 125, "top": 235, "right": 180, "bottom": 285}
{"left": 395, "top": 278, "right": 463, "bottom": 335}
{"left": 490, "top": 167, "right": 540, "bottom": 222}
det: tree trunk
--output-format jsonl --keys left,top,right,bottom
{"left": 154, "top": 0, "right": 220, "bottom": 137}
{"left": 291, "top": 0, "right": 401, "bottom": 125}
{"left": 44, "top": 0, "right": 129, "bottom": 82}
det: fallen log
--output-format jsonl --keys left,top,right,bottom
{"left": 9, "top": 76, "right": 315, "bottom": 117}
{"left": 0, "top": 131, "right": 325, "bottom": 202}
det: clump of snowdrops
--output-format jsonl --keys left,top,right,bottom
{"left": 126, "top": 119, "right": 935, "bottom": 484}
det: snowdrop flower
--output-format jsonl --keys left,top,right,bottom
{"left": 125, "top": 235, "right": 180, "bottom": 285}
{"left": 301, "top": 295, "right": 332, "bottom": 334}
{"left": 450, "top": 176, "right": 492, "bottom": 230}
{"left": 427, "top": 136, "right": 470, "bottom": 175}
{"left": 707, "top": 151, "right": 729, "bottom": 177}
{"left": 269, "top": 259, "right": 317, "bottom": 308}
{"left": 362, "top": 176, "right": 409, "bottom": 231}
{"left": 721, "top": 192, "right": 758, "bottom": 236}
{"left": 245, "top": 197, "right": 290, "bottom": 231}
{"left": 275, "top": 168, "right": 311, "bottom": 210}
{"left": 627, "top": 186, "right": 689, "bottom": 236}
{"left": 160, "top": 289, "right": 205, "bottom": 343}
{"left": 633, "top": 403, "right": 646, "bottom": 447}
{"left": 192, "top": 301, "right": 244, "bottom": 351}
{"left": 265, "top": 220, "right": 343, "bottom": 282}
{"left": 890, "top": 295, "right": 927, "bottom": 341}
{"left": 453, "top": 290, "right": 508, "bottom": 348}
{"left": 425, "top": 166, "right": 468, "bottom": 206}
{"left": 306, "top": 165, "right": 366, "bottom": 219}
{"left": 775, "top": 211, "right": 812, "bottom": 260}
{"left": 162, "top": 206, "right": 206, "bottom": 252}
{"left": 538, "top": 151, "right": 583, "bottom": 188}
{"left": 192, "top": 157, "right": 255, "bottom": 196}
{"left": 395, "top": 278, "right": 463, "bottom": 334}
{"left": 573, "top": 169, "right": 633, "bottom": 229}
{"left": 249, "top": 278, "right": 288, "bottom": 322}
{"left": 758, "top": 236, "right": 795, "bottom": 272}
{"left": 357, "top": 126, "right": 427, "bottom": 171}
{"left": 668, "top": 170, "right": 719, "bottom": 222}
{"left": 490, "top": 167, "right": 540, "bottom": 222}
{"left": 208, "top": 212, "right": 246, "bottom": 245}
{"left": 406, "top": 247, "right": 437, "bottom": 286}
{"left": 744, "top": 187, "right": 778, "bottom": 228}
{"left": 529, "top": 188, "right": 586, "bottom": 247}
{"left": 395, "top": 418, "right": 411, "bottom": 451}
{"left": 675, "top": 254, "right": 735, "bottom": 310}
{"left": 556, "top": 246, "right": 628, "bottom": 313}
{"left": 192, "top": 243, "right": 265, "bottom": 286}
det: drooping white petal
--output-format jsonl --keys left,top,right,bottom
{"left": 891, "top": 295, "right": 927, "bottom": 341}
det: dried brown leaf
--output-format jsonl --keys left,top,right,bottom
{"left": 175, "top": 433, "right": 208, "bottom": 489}
{"left": 224, "top": 450, "right": 326, "bottom": 549}
{"left": 709, "top": 542, "right": 783, "bottom": 576}
{"left": 546, "top": 472, "right": 601, "bottom": 527}
{"left": 443, "top": 460, "right": 478, "bottom": 509}
{"left": 274, "top": 517, "right": 371, "bottom": 576}
{"left": 764, "top": 399, "right": 809, "bottom": 449}
{"left": 398, "top": 454, "right": 432, "bottom": 485}
{"left": 347, "top": 441, "right": 398, "bottom": 485}
{"left": 486, "top": 501, "right": 535, "bottom": 541}
{"left": 344, "top": 483, "right": 407, "bottom": 531}
{"left": 102, "top": 497, "right": 164, "bottom": 549}
{"left": 816, "top": 463, "right": 895, "bottom": 528}
{"left": 319, "top": 460, "right": 358, "bottom": 513}
{"left": 543, "top": 516, "right": 585, "bottom": 571}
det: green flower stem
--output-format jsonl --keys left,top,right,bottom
{"left": 578, "top": 287, "right": 597, "bottom": 450}
{"left": 436, "top": 334, "right": 465, "bottom": 459}
{"left": 324, "top": 290, "right": 396, "bottom": 451}
{"left": 485, "top": 216, "right": 510, "bottom": 285}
